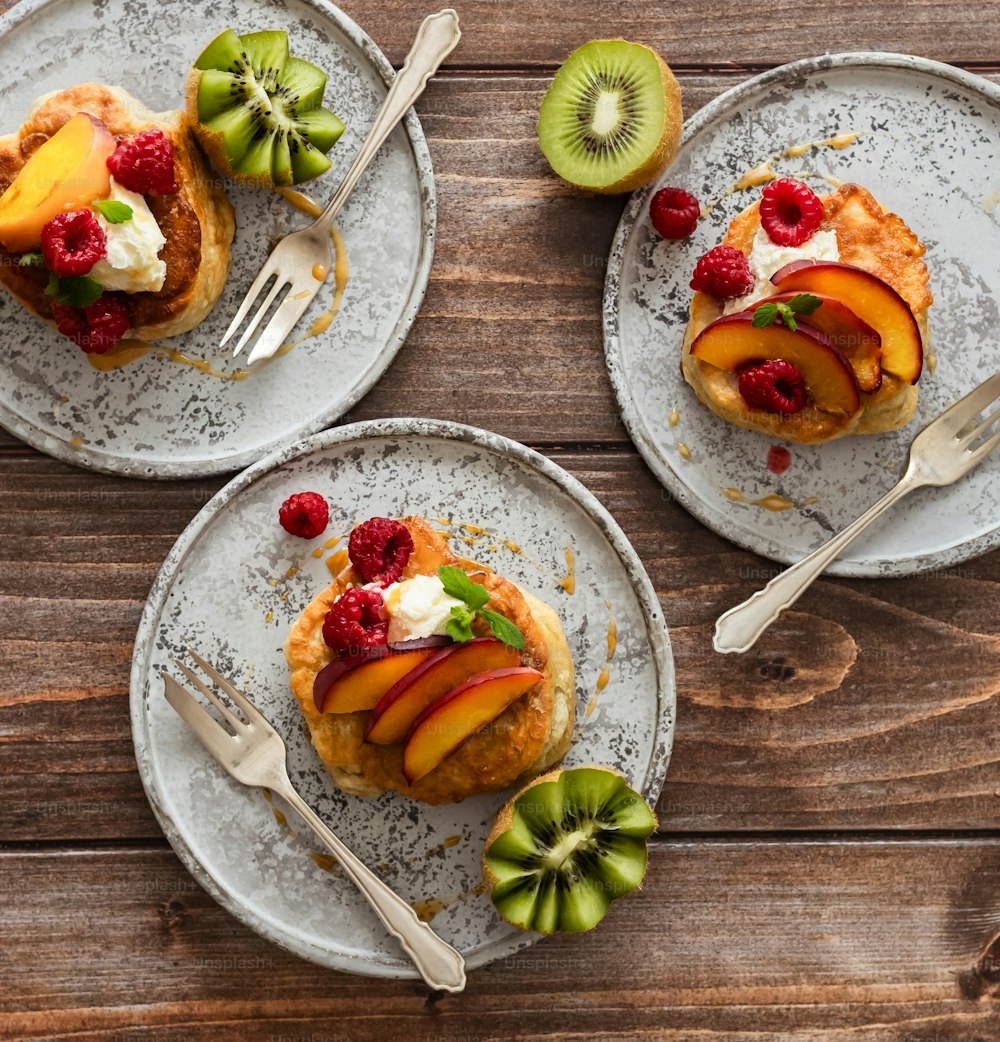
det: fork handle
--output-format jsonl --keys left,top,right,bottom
{"left": 273, "top": 782, "right": 467, "bottom": 992}
{"left": 316, "top": 9, "right": 461, "bottom": 230}
{"left": 713, "top": 469, "right": 924, "bottom": 654}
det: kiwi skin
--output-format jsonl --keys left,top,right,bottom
{"left": 482, "top": 765, "right": 658, "bottom": 933}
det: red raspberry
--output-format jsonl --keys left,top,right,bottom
{"left": 738, "top": 359, "right": 807, "bottom": 415}
{"left": 278, "top": 491, "right": 329, "bottom": 539}
{"left": 690, "top": 245, "right": 755, "bottom": 299}
{"left": 759, "top": 178, "right": 823, "bottom": 247}
{"left": 348, "top": 517, "right": 414, "bottom": 585}
{"left": 40, "top": 210, "right": 107, "bottom": 276}
{"left": 322, "top": 588, "right": 389, "bottom": 654}
{"left": 51, "top": 296, "right": 129, "bottom": 354}
{"left": 649, "top": 186, "right": 700, "bottom": 240}
{"left": 107, "top": 129, "right": 178, "bottom": 195}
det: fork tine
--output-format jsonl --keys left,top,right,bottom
{"left": 936, "top": 372, "right": 1000, "bottom": 435}
{"left": 969, "top": 423, "right": 1000, "bottom": 464}
{"left": 219, "top": 262, "right": 284, "bottom": 350}
{"left": 959, "top": 401, "right": 1000, "bottom": 448}
{"left": 187, "top": 648, "right": 270, "bottom": 729}
{"left": 162, "top": 672, "right": 238, "bottom": 763}
{"left": 244, "top": 286, "right": 316, "bottom": 364}
{"left": 232, "top": 275, "right": 290, "bottom": 357}
{"left": 174, "top": 659, "right": 246, "bottom": 734}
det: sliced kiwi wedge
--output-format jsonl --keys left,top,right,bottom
{"left": 484, "top": 766, "right": 657, "bottom": 933}
{"left": 537, "top": 39, "right": 683, "bottom": 195}
{"left": 186, "top": 28, "right": 345, "bottom": 187}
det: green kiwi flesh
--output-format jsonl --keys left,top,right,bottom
{"left": 485, "top": 767, "right": 656, "bottom": 933}
{"left": 190, "top": 28, "right": 345, "bottom": 186}
{"left": 537, "top": 39, "right": 681, "bottom": 194}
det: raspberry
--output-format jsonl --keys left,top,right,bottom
{"left": 759, "top": 178, "right": 823, "bottom": 247}
{"left": 649, "top": 186, "right": 700, "bottom": 240}
{"left": 738, "top": 359, "right": 807, "bottom": 415}
{"left": 348, "top": 517, "right": 414, "bottom": 585}
{"left": 690, "top": 245, "right": 755, "bottom": 299}
{"left": 51, "top": 296, "right": 129, "bottom": 354}
{"left": 322, "top": 587, "right": 389, "bottom": 654}
{"left": 40, "top": 210, "right": 107, "bottom": 276}
{"left": 107, "top": 129, "right": 178, "bottom": 195}
{"left": 278, "top": 491, "right": 329, "bottom": 539}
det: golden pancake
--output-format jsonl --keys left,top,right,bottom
{"left": 0, "top": 83, "right": 235, "bottom": 341}
{"left": 285, "top": 518, "right": 576, "bottom": 805}
{"left": 681, "top": 183, "right": 932, "bottom": 443}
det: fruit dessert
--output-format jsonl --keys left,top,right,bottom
{"left": 0, "top": 84, "right": 235, "bottom": 354}
{"left": 484, "top": 766, "right": 656, "bottom": 933}
{"left": 285, "top": 516, "right": 576, "bottom": 805}
{"left": 187, "top": 28, "right": 345, "bottom": 187}
{"left": 680, "top": 178, "right": 932, "bottom": 443}
{"left": 538, "top": 39, "right": 683, "bottom": 195}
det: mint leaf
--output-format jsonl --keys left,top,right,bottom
{"left": 93, "top": 199, "right": 133, "bottom": 224}
{"left": 479, "top": 608, "right": 525, "bottom": 650}
{"left": 446, "top": 604, "right": 476, "bottom": 643}
{"left": 17, "top": 252, "right": 43, "bottom": 267}
{"left": 44, "top": 274, "right": 103, "bottom": 309}
{"left": 437, "top": 565, "right": 489, "bottom": 610}
{"left": 788, "top": 292, "right": 822, "bottom": 316}
{"left": 776, "top": 302, "right": 797, "bottom": 331}
{"left": 751, "top": 303, "right": 778, "bottom": 328}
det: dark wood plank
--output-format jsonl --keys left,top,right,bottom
{"left": 2, "top": 839, "right": 1000, "bottom": 1037}
{"left": 3, "top": 454, "right": 998, "bottom": 841}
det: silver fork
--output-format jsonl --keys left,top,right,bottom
{"left": 222, "top": 9, "right": 461, "bottom": 364}
{"left": 161, "top": 649, "right": 466, "bottom": 992}
{"left": 714, "top": 371, "right": 1000, "bottom": 654}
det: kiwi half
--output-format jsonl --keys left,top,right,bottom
{"left": 537, "top": 39, "right": 683, "bottom": 195}
{"left": 186, "top": 28, "right": 345, "bottom": 187}
{"left": 483, "top": 766, "right": 657, "bottom": 933}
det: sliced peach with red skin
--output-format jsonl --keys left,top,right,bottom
{"left": 313, "top": 637, "right": 451, "bottom": 714}
{"left": 748, "top": 292, "right": 883, "bottom": 393}
{"left": 690, "top": 311, "right": 862, "bottom": 416}
{"left": 402, "top": 666, "right": 544, "bottom": 784}
{"left": 366, "top": 637, "right": 522, "bottom": 745}
{"left": 0, "top": 113, "right": 116, "bottom": 253}
{"left": 770, "top": 259, "right": 923, "bottom": 384}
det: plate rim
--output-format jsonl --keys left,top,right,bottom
{"left": 0, "top": 0, "right": 438, "bottom": 480}
{"left": 603, "top": 51, "right": 1000, "bottom": 578}
{"left": 129, "top": 417, "right": 677, "bottom": 978}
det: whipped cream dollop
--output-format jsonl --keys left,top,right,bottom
{"left": 723, "top": 226, "right": 839, "bottom": 314}
{"left": 379, "top": 574, "right": 465, "bottom": 643}
{"left": 90, "top": 178, "right": 166, "bottom": 294}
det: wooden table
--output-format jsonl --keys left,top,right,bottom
{"left": 3, "top": 2, "right": 1000, "bottom": 1038}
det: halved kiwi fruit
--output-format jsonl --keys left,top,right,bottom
{"left": 537, "top": 39, "right": 683, "bottom": 195}
{"left": 186, "top": 28, "right": 345, "bottom": 187}
{"left": 483, "top": 766, "right": 657, "bottom": 933}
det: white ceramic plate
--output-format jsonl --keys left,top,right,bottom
{"left": 130, "top": 420, "right": 675, "bottom": 977}
{"left": 605, "top": 53, "right": 1000, "bottom": 576}
{"left": 0, "top": 0, "right": 435, "bottom": 478}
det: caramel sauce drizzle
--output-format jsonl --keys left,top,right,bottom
{"left": 723, "top": 487, "right": 797, "bottom": 512}
{"left": 585, "top": 602, "right": 617, "bottom": 720}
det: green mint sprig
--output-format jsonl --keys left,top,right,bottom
{"left": 437, "top": 565, "right": 526, "bottom": 650}
{"left": 751, "top": 293, "right": 822, "bottom": 332}
{"left": 45, "top": 273, "right": 103, "bottom": 309}
{"left": 92, "top": 199, "right": 133, "bottom": 224}
{"left": 17, "top": 252, "right": 44, "bottom": 267}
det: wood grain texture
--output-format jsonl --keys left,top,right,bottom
{"left": 3, "top": 455, "right": 998, "bottom": 841}
{"left": 2, "top": 841, "right": 1000, "bottom": 1038}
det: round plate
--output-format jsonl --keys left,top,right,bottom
{"left": 0, "top": 0, "right": 434, "bottom": 478}
{"left": 130, "top": 420, "right": 675, "bottom": 977}
{"left": 605, "top": 53, "right": 1000, "bottom": 576}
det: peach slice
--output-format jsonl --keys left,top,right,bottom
{"left": 748, "top": 292, "right": 883, "bottom": 393}
{"left": 313, "top": 637, "right": 451, "bottom": 714}
{"left": 366, "top": 637, "right": 522, "bottom": 745}
{"left": 770, "top": 260, "right": 923, "bottom": 384}
{"left": 402, "top": 666, "right": 544, "bottom": 784}
{"left": 0, "top": 113, "right": 115, "bottom": 253}
{"left": 690, "top": 311, "right": 862, "bottom": 416}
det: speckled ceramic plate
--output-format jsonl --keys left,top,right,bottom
{"left": 0, "top": 0, "right": 434, "bottom": 478}
{"left": 130, "top": 419, "right": 674, "bottom": 977}
{"left": 605, "top": 53, "right": 1000, "bottom": 577}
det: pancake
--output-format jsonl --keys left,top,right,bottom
{"left": 285, "top": 517, "right": 576, "bottom": 805}
{"left": 0, "top": 83, "right": 235, "bottom": 341}
{"left": 681, "top": 183, "right": 932, "bottom": 443}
